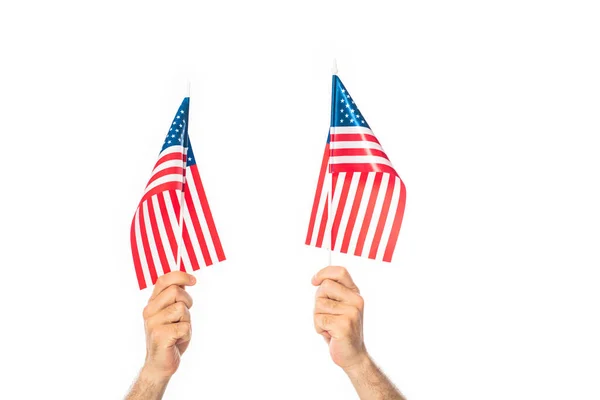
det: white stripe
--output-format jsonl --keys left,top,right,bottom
{"left": 347, "top": 172, "right": 376, "bottom": 255}
{"left": 330, "top": 155, "right": 393, "bottom": 167}
{"left": 329, "top": 141, "right": 384, "bottom": 151}
{"left": 142, "top": 200, "right": 164, "bottom": 280}
{"left": 326, "top": 172, "right": 346, "bottom": 251}
{"left": 151, "top": 195, "right": 175, "bottom": 272}
{"left": 183, "top": 197, "right": 206, "bottom": 268}
{"left": 144, "top": 174, "right": 184, "bottom": 195}
{"left": 134, "top": 209, "right": 152, "bottom": 288}
{"left": 150, "top": 159, "right": 185, "bottom": 176}
{"left": 376, "top": 176, "right": 401, "bottom": 261}
{"left": 186, "top": 170, "right": 218, "bottom": 265}
{"left": 362, "top": 173, "right": 390, "bottom": 258}
{"left": 334, "top": 172, "right": 360, "bottom": 252}
{"left": 330, "top": 126, "right": 374, "bottom": 135}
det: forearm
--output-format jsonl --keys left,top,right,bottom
{"left": 344, "top": 354, "right": 406, "bottom": 400}
{"left": 125, "top": 367, "right": 170, "bottom": 400}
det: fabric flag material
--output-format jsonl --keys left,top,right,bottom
{"left": 131, "top": 97, "right": 226, "bottom": 289}
{"left": 306, "top": 75, "right": 406, "bottom": 262}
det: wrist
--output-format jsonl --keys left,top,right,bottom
{"left": 342, "top": 351, "right": 372, "bottom": 378}
{"left": 139, "top": 365, "right": 172, "bottom": 387}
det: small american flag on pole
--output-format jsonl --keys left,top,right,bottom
{"left": 306, "top": 74, "right": 406, "bottom": 262}
{"left": 131, "top": 97, "right": 225, "bottom": 289}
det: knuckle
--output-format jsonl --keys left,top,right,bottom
{"left": 142, "top": 305, "right": 151, "bottom": 320}
{"left": 155, "top": 274, "right": 168, "bottom": 286}
{"left": 173, "top": 301, "right": 186, "bottom": 315}
{"left": 178, "top": 322, "right": 191, "bottom": 336}
{"left": 355, "top": 295, "right": 365, "bottom": 310}
{"left": 166, "top": 285, "right": 179, "bottom": 298}
{"left": 336, "top": 266, "right": 349, "bottom": 277}
{"left": 315, "top": 285, "right": 324, "bottom": 298}
{"left": 321, "top": 279, "right": 333, "bottom": 290}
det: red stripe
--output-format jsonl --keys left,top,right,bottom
{"left": 332, "top": 163, "right": 397, "bottom": 176}
{"left": 315, "top": 198, "right": 329, "bottom": 248}
{"left": 157, "top": 192, "right": 179, "bottom": 264}
{"left": 130, "top": 212, "right": 146, "bottom": 290}
{"left": 190, "top": 166, "right": 226, "bottom": 262}
{"left": 383, "top": 179, "right": 407, "bottom": 262}
{"left": 184, "top": 185, "right": 213, "bottom": 267}
{"left": 139, "top": 202, "right": 159, "bottom": 285}
{"left": 147, "top": 197, "right": 171, "bottom": 274}
{"left": 354, "top": 173, "right": 383, "bottom": 257}
{"left": 340, "top": 173, "right": 368, "bottom": 254}
{"left": 331, "top": 134, "right": 380, "bottom": 144}
{"left": 153, "top": 152, "right": 185, "bottom": 171}
{"left": 146, "top": 166, "right": 185, "bottom": 187}
{"left": 331, "top": 148, "right": 389, "bottom": 159}
{"left": 368, "top": 175, "right": 395, "bottom": 259}
{"left": 331, "top": 173, "right": 353, "bottom": 249}
{"left": 141, "top": 181, "right": 183, "bottom": 204}
{"left": 182, "top": 223, "right": 200, "bottom": 271}
{"left": 168, "top": 190, "right": 187, "bottom": 272}
{"left": 306, "top": 145, "right": 330, "bottom": 245}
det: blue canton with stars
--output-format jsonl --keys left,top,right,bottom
{"left": 160, "top": 97, "right": 197, "bottom": 167}
{"left": 332, "top": 76, "right": 370, "bottom": 128}
{"left": 328, "top": 76, "right": 370, "bottom": 143}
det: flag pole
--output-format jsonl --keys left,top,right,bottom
{"left": 328, "top": 59, "right": 338, "bottom": 266}
{"left": 176, "top": 81, "right": 191, "bottom": 271}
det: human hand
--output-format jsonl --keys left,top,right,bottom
{"left": 141, "top": 271, "right": 196, "bottom": 382}
{"left": 312, "top": 266, "right": 368, "bottom": 371}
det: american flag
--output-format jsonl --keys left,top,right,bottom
{"left": 131, "top": 97, "right": 226, "bottom": 289}
{"left": 306, "top": 76, "right": 406, "bottom": 262}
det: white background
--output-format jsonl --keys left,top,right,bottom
{"left": 1, "top": 1, "right": 599, "bottom": 399}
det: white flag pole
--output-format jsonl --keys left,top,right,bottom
{"left": 176, "top": 81, "right": 191, "bottom": 271}
{"left": 328, "top": 59, "right": 338, "bottom": 266}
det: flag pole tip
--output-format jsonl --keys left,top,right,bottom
{"left": 332, "top": 58, "right": 338, "bottom": 75}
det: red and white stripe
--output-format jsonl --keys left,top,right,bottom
{"left": 178, "top": 162, "right": 226, "bottom": 275}
{"left": 306, "top": 126, "right": 406, "bottom": 262}
{"left": 131, "top": 145, "right": 225, "bottom": 290}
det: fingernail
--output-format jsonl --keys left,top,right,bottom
{"left": 189, "top": 275, "right": 196, "bottom": 284}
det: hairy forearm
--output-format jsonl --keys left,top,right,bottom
{"left": 125, "top": 368, "right": 170, "bottom": 400}
{"left": 344, "top": 354, "right": 406, "bottom": 400}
